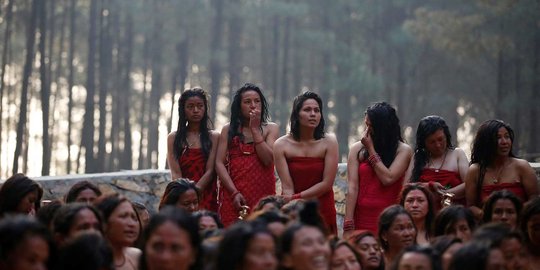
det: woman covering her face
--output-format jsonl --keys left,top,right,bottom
{"left": 215, "top": 83, "right": 279, "bottom": 226}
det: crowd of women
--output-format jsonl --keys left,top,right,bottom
{"left": 0, "top": 83, "right": 539, "bottom": 270}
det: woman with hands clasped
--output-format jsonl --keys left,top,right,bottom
{"left": 215, "top": 83, "right": 279, "bottom": 226}
{"left": 273, "top": 91, "right": 339, "bottom": 234}
{"left": 344, "top": 102, "right": 412, "bottom": 237}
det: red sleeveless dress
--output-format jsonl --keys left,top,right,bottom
{"left": 179, "top": 148, "right": 218, "bottom": 212}
{"left": 480, "top": 181, "right": 526, "bottom": 203}
{"left": 354, "top": 162, "right": 403, "bottom": 233}
{"left": 219, "top": 137, "right": 276, "bottom": 227}
{"left": 287, "top": 157, "right": 337, "bottom": 235}
{"left": 419, "top": 168, "right": 465, "bottom": 206}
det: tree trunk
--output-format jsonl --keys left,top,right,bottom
{"left": 120, "top": 8, "right": 133, "bottom": 170}
{"left": 278, "top": 16, "right": 290, "bottom": 134}
{"left": 209, "top": 0, "right": 224, "bottom": 122}
{"left": 271, "top": 16, "right": 280, "bottom": 101}
{"left": 13, "top": 0, "right": 38, "bottom": 174}
{"left": 0, "top": 0, "right": 14, "bottom": 175}
{"left": 67, "top": 0, "right": 76, "bottom": 174}
{"left": 227, "top": 0, "right": 242, "bottom": 98}
{"left": 138, "top": 37, "right": 150, "bottom": 170}
{"left": 495, "top": 49, "right": 506, "bottom": 120}
{"left": 97, "top": 0, "right": 111, "bottom": 172}
{"left": 531, "top": 28, "right": 540, "bottom": 158}
{"left": 38, "top": 0, "right": 52, "bottom": 176}
{"left": 81, "top": 0, "right": 98, "bottom": 173}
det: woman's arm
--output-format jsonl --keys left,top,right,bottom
{"left": 273, "top": 136, "right": 294, "bottom": 197}
{"left": 464, "top": 164, "right": 482, "bottom": 219}
{"left": 365, "top": 139, "right": 413, "bottom": 186}
{"left": 252, "top": 122, "right": 279, "bottom": 167}
{"left": 446, "top": 148, "right": 469, "bottom": 199}
{"left": 215, "top": 125, "right": 245, "bottom": 209}
{"left": 518, "top": 159, "right": 539, "bottom": 201}
{"left": 344, "top": 143, "right": 362, "bottom": 221}
{"left": 166, "top": 132, "right": 182, "bottom": 180}
{"left": 294, "top": 134, "right": 339, "bottom": 199}
{"left": 403, "top": 154, "right": 415, "bottom": 185}
{"left": 195, "top": 131, "right": 220, "bottom": 191}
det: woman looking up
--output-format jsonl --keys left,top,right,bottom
{"left": 406, "top": 115, "right": 468, "bottom": 207}
{"left": 465, "top": 119, "right": 538, "bottom": 219}
{"left": 274, "top": 91, "right": 339, "bottom": 234}
{"left": 167, "top": 88, "right": 219, "bottom": 212}
{"left": 215, "top": 83, "right": 279, "bottom": 226}
{"left": 344, "top": 102, "right": 412, "bottom": 236}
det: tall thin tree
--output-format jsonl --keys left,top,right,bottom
{"left": 38, "top": 0, "right": 52, "bottom": 175}
{"left": 67, "top": 0, "right": 76, "bottom": 174}
{"left": 0, "top": 0, "right": 14, "bottom": 176}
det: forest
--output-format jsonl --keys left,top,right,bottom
{"left": 0, "top": 0, "right": 539, "bottom": 178}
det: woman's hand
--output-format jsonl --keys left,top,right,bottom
{"left": 249, "top": 109, "right": 262, "bottom": 130}
{"left": 233, "top": 193, "right": 247, "bottom": 210}
{"left": 360, "top": 128, "right": 374, "bottom": 152}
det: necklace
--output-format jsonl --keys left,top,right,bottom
{"left": 429, "top": 150, "right": 448, "bottom": 173}
{"left": 491, "top": 159, "right": 510, "bottom": 184}
{"left": 186, "top": 132, "right": 200, "bottom": 147}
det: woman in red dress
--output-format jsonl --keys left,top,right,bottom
{"left": 465, "top": 119, "right": 538, "bottom": 219}
{"left": 166, "top": 88, "right": 219, "bottom": 212}
{"left": 274, "top": 91, "right": 339, "bottom": 234}
{"left": 344, "top": 102, "right": 412, "bottom": 237}
{"left": 405, "top": 116, "right": 468, "bottom": 207}
{"left": 215, "top": 83, "right": 279, "bottom": 226}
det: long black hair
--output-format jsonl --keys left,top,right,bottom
{"left": 470, "top": 119, "right": 516, "bottom": 205}
{"left": 228, "top": 83, "right": 270, "bottom": 143}
{"left": 158, "top": 178, "right": 200, "bottom": 210}
{"left": 361, "top": 102, "right": 404, "bottom": 167}
{"left": 173, "top": 88, "right": 213, "bottom": 160}
{"left": 289, "top": 91, "right": 325, "bottom": 140}
{"left": 411, "top": 115, "right": 454, "bottom": 182}
{"left": 0, "top": 173, "right": 43, "bottom": 217}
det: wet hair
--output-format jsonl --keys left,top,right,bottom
{"left": 159, "top": 178, "right": 200, "bottom": 210}
{"left": 520, "top": 196, "right": 540, "bottom": 246}
{"left": 482, "top": 190, "right": 522, "bottom": 226}
{"left": 470, "top": 120, "right": 516, "bottom": 205}
{"left": 64, "top": 181, "right": 102, "bottom": 203}
{"left": 329, "top": 238, "right": 362, "bottom": 267}
{"left": 378, "top": 205, "right": 416, "bottom": 251}
{"left": 193, "top": 210, "right": 224, "bottom": 229}
{"left": 216, "top": 221, "right": 275, "bottom": 270}
{"left": 411, "top": 115, "right": 454, "bottom": 182}
{"left": 140, "top": 206, "right": 202, "bottom": 270}
{"left": 36, "top": 200, "right": 63, "bottom": 229}
{"left": 399, "top": 183, "right": 435, "bottom": 238}
{"left": 391, "top": 245, "right": 442, "bottom": 270}
{"left": 430, "top": 235, "right": 462, "bottom": 255}
{"left": 0, "top": 215, "right": 54, "bottom": 268}
{"left": 53, "top": 203, "right": 103, "bottom": 237}
{"left": 56, "top": 232, "right": 113, "bottom": 270}
{"left": 228, "top": 83, "right": 270, "bottom": 142}
{"left": 289, "top": 91, "right": 325, "bottom": 140}
{"left": 433, "top": 205, "right": 476, "bottom": 238}
{"left": 254, "top": 195, "right": 286, "bottom": 211}
{"left": 448, "top": 241, "right": 494, "bottom": 270}
{"left": 173, "top": 88, "right": 213, "bottom": 160}
{"left": 0, "top": 173, "right": 43, "bottom": 217}
{"left": 361, "top": 102, "right": 404, "bottom": 167}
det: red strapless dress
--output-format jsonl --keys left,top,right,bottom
{"left": 419, "top": 168, "right": 465, "bottom": 205}
{"left": 481, "top": 181, "right": 526, "bottom": 203}
{"left": 354, "top": 162, "right": 403, "bottom": 233}
{"left": 219, "top": 137, "right": 275, "bottom": 227}
{"left": 179, "top": 148, "right": 218, "bottom": 212}
{"left": 287, "top": 157, "right": 337, "bottom": 235}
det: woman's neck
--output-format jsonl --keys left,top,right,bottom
{"left": 112, "top": 245, "right": 125, "bottom": 265}
{"left": 298, "top": 126, "right": 315, "bottom": 141}
{"left": 384, "top": 248, "right": 401, "bottom": 265}
{"left": 414, "top": 219, "right": 425, "bottom": 232}
{"left": 492, "top": 155, "right": 510, "bottom": 168}
{"left": 186, "top": 122, "right": 200, "bottom": 132}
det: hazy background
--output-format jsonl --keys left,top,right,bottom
{"left": 0, "top": 0, "right": 539, "bottom": 178}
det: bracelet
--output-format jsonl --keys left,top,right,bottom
{"left": 343, "top": 219, "right": 355, "bottom": 231}
{"left": 231, "top": 190, "right": 241, "bottom": 198}
{"left": 368, "top": 153, "right": 381, "bottom": 166}
{"left": 292, "top": 193, "right": 302, "bottom": 200}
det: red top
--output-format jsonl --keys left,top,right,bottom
{"left": 219, "top": 137, "right": 276, "bottom": 227}
{"left": 419, "top": 168, "right": 464, "bottom": 206}
{"left": 481, "top": 181, "right": 527, "bottom": 203}
{"left": 179, "top": 148, "right": 218, "bottom": 212}
{"left": 287, "top": 157, "right": 337, "bottom": 235}
{"left": 354, "top": 162, "right": 403, "bottom": 234}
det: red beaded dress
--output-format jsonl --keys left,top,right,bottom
{"left": 287, "top": 157, "right": 337, "bottom": 235}
{"left": 219, "top": 136, "right": 275, "bottom": 226}
{"left": 480, "top": 181, "right": 526, "bottom": 203}
{"left": 419, "top": 168, "right": 465, "bottom": 206}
